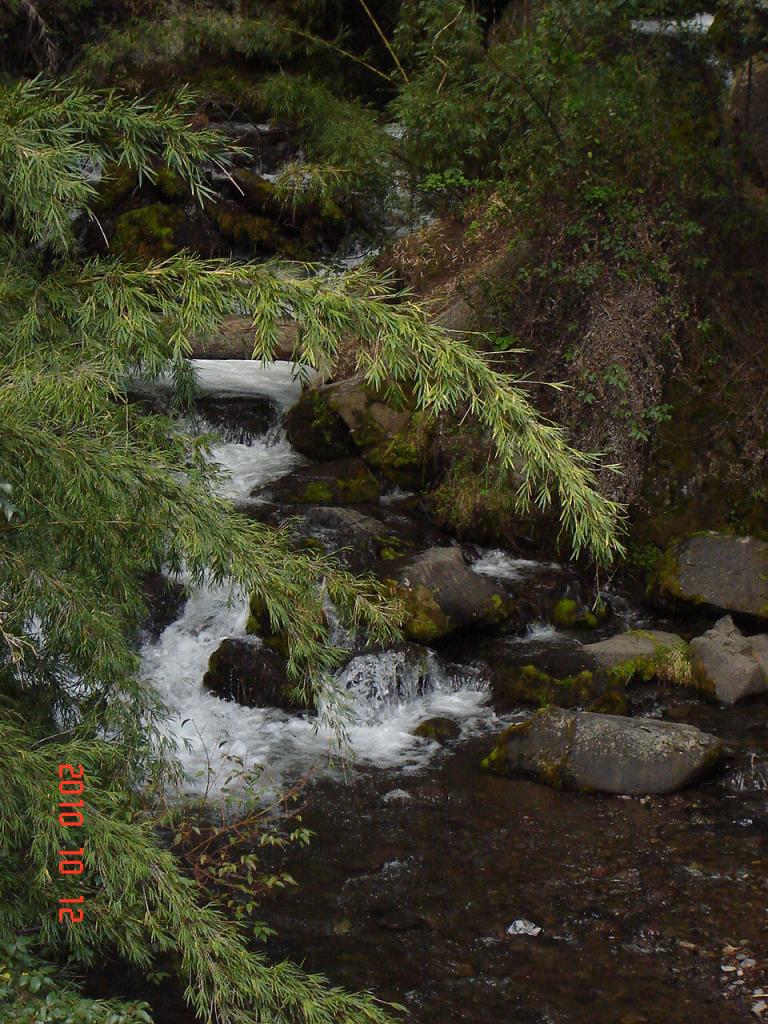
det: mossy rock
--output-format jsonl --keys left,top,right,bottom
{"left": 491, "top": 663, "right": 607, "bottom": 710}
{"left": 111, "top": 203, "right": 184, "bottom": 260}
{"left": 389, "top": 582, "right": 454, "bottom": 643}
{"left": 325, "top": 378, "right": 411, "bottom": 450}
{"left": 93, "top": 162, "right": 138, "bottom": 213}
{"left": 155, "top": 167, "right": 188, "bottom": 201}
{"left": 211, "top": 201, "right": 281, "bottom": 253}
{"left": 481, "top": 707, "right": 723, "bottom": 794}
{"left": 203, "top": 637, "right": 306, "bottom": 710}
{"left": 647, "top": 533, "right": 768, "bottom": 622}
{"left": 245, "top": 595, "right": 290, "bottom": 657}
{"left": 286, "top": 390, "right": 356, "bottom": 461}
{"left": 385, "top": 546, "right": 514, "bottom": 643}
{"left": 413, "top": 716, "right": 460, "bottom": 743}
{"left": 363, "top": 412, "right": 435, "bottom": 490}
{"left": 550, "top": 597, "right": 606, "bottom": 630}
{"left": 583, "top": 630, "right": 691, "bottom": 690}
{"left": 256, "top": 458, "right": 380, "bottom": 506}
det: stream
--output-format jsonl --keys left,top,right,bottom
{"left": 138, "top": 360, "right": 768, "bottom": 1023}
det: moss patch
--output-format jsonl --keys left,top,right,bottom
{"left": 551, "top": 597, "right": 604, "bottom": 630}
{"left": 390, "top": 582, "right": 453, "bottom": 643}
{"left": 492, "top": 663, "right": 609, "bottom": 709}
{"left": 112, "top": 203, "right": 184, "bottom": 260}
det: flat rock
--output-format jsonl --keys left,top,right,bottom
{"left": 689, "top": 615, "right": 768, "bottom": 705}
{"left": 583, "top": 630, "right": 685, "bottom": 669}
{"left": 652, "top": 533, "right": 768, "bottom": 621}
{"left": 483, "top": 706, "right": 722, "bottom": 794}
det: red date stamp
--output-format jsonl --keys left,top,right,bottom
{"left": 57, "top": 763, "right": 85, "bottom": 924}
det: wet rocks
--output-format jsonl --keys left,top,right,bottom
{"left": 482, "top": 707, "right": 723, "bottom": 794}
{"left": 194, "top": 395, "right": 280, "bottom": 442}
{"left": 203, "top": 636, "right": 303, "bottom": 710}
{"left": 490, "top": 663, "right": 605, "bottom": 711}
{"left": 286, "top": 389, "right": 356, "bottom": 460}
{"left": 285, "top": 379, "right": 432, "bottom": 488}
{"left": 386, "top": 545, "right": 513, "bottom": 642}
{"left": 650, "top": 533, "right": 768, "bottom": 622}
{"left": 413, "top": 717, "right": 460, "bottom": 743}
{"left": 690, "top": 616, "right": 768, "bottom": 705}
{"left": 254, "top": 456, "right": 380, "bottom": 505}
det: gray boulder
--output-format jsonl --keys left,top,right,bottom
{"left": 583, "top": 630, "right": 685, "bottom": 669}
{"left": 386, "top": 546, "right": 513, "bottom": 642}
{"left": 689, "top": 615, "right": 768, "bottom": 705}
{"left": 651, "top": 532, "right": 768, "bottom": 621}
{"left": 482, "top": 707, "right": 722, "bottom": 795}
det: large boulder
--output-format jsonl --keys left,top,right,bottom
{"left": 386, "top": 546, "right": 513, "bottom": 642}
{"left": 203, "top": 637, "right": 304, "bottom": 710}
{"left": 253, "top": 457, "right": 380, "bottom": 505}
{"left": 324, "top": 377, "right": 411, "bottom": 449}
{"left": 689, "top": 615, "right": 768, "bottom": 705}
{"left": 285, "top": 379, "right": 432, "bottom": 487}
{"left": 286, "top": 389, "right": 356, "bottom": 460}
{"left": 482, "top": 707, "right": 723, "bottom": 795}
{"left": 650, "top": 533, "right": 768, "bottom": 622}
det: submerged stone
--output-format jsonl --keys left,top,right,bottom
{"left": 482, "top": 707, "right": 723, "bottom": 795}
{"left": 413, "top": 716, "right": 460, "bottom": 743}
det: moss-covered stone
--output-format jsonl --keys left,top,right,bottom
{"left": 390, "top": 582, "right": 453, "bottom": 643}
{"left": 550, "top": 597, "right": 604, "bottom": 630}
{"left": 413, "top": 716, "right": 460, "bottom": 743}
{"left": 112, "top": 203, "right": 184, "bottom": 260}
{"left": 384, "top": 546, "right": 515, "bottom": 643}
{"left": 256, "top": 457, "right": 380, "bottom": 506}
{"left": 363, "top": 412, "right": 434, "bottom": 490}
{"left": 211, "top": 202, "right": 280, "bottom": 252}
{"left": 93, "top": 162, "right": 138, "bottom": 212}
{"left": 491, "top": 663, "right": 623, "bottom": 711}
{"left": 155, "top": 167, "right": 188, "bottom": 201}
{"left": 245, "top": 595, "right": 290, "bottom": 657}
{"left": 286, "top": 390, "right": 356, "bottom": 461}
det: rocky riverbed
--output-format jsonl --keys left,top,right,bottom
{"left": 134, "top": 359, "right": 768, "bottom": 1023}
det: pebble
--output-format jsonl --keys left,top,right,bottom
{"left": 506, "top": 919, "right": 542, "bottom": 937}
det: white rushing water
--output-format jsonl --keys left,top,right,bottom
{"left": 140, "top": 360, "right": 494, "bottom": 794}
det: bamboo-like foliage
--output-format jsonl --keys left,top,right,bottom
{"left": 0, "top": 77, "right": 621, "bottom": 1022}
